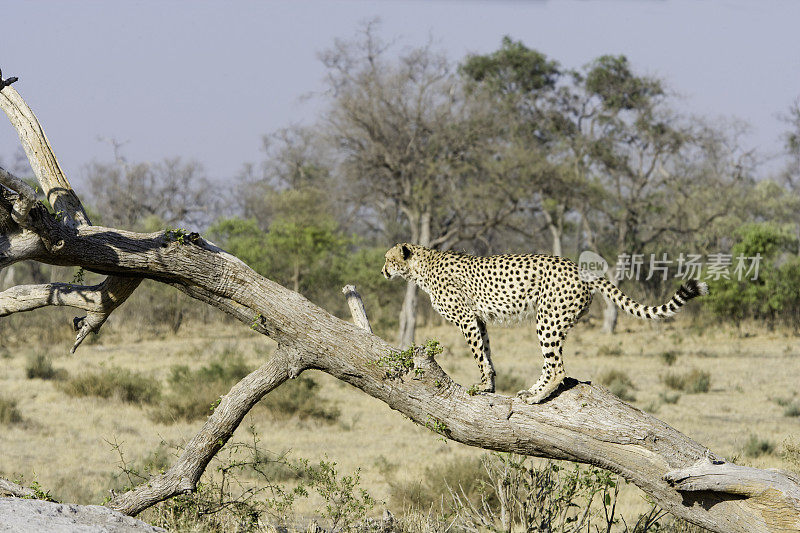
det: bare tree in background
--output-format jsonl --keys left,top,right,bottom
{"left": 321, "top": 23, "right": 539, "bottom": 346}
{"left": 86, "top": 144, "right": 219, "bottom": 230}
{"left": 780, "top": 100, "right": 800, "bottom": 251}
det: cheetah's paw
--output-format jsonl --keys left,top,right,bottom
{"left": 516, "top": 389, "right": 550, "bottom": 404}
{"left": 468, "top": 382, "right": 495, "bottom": 395}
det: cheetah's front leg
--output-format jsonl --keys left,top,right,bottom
{"left": 458, "top": 316, "right": 495, "bottom": 393}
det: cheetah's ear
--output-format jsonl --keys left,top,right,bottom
{"left": 401, "top": 244, "right": 413, "bottom": 260}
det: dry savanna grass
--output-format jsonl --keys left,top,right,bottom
{"left": 1, "top": 306, "right": 798, "bottom": 527}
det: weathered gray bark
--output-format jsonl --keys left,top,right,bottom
{"left": 342, "top": 284, "right": 372, "bottom": 333}
{"left": 2, "top": 71, "right": 800, "bottom": 533}
{"left": 0, "top": 478, "right": 37, "bottom": 498}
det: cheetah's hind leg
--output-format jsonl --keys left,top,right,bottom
{"left": 518, "top": 313, "right": 567, "bottom": 404}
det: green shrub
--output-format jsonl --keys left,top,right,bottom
{"left": 661, "top": 369, "right": 711, "bottom": 393}
{"left": 658, "top": 391, "right": 681, "bottom": 404}
{"left": 659, "top": 350, "right": 678, "bottom": 366}
{"left": 784, "top": 404, "right": 800, "bottom": 418}
{"left": 0, "top": 396, "right": 22, "bottom": 425}
{"left": 495, "top": 372, "right": 527, "bottom": 394}
{"left": 391, "top": 454, "right": 626, "bottom": 532}
{"left": 261, "top": 376, "right": 340, "bottom": 423}
{"left": 151, "top": 356, "right": 251, "bottom": 424}
{"left": 705, "top": 223, "right": 800, "bottom": 329}
{"left": 597, "top": 344, "right": 623, "bottom": 357}
{"left": 743, "top": 435, "right": 774, "bottom": 458}
{"left": 597, "top": 369, "right": 636, "bottom": 401}
{"left": 60, "top": 368, "right": 161, "bottom": 404}
{"left": 25, "top": 352, "right": 66, "bottom": 380}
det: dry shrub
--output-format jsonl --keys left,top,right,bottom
{"left": 25, "top": 352, "right": 67, "bottom": 380}
{"left": 60, "top": 368, "right": 161, "bottom": 404}
{"left": 0, "top": 396, "right": 23, "bottom": 425}
{"left": 598, "top": 369, "right": 636, "bottom": 401}
{"left": 261, "top": 376, "right": 340, "bottom": 423}
{"left": 151, "top": 355, "right": 251, "bottom": 424}
{"left": 661, "top": 369, "right": 711, "bottom": 393}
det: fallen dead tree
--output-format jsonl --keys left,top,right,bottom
{"left": 1, "top": 71, "right": 799, "bottom": 533}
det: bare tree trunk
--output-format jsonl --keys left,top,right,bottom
{"left": 541, "top": 199, "right": 564, "bottom": 257}
{"left": 292, "top": 260, "right": 300, "bottom": 293}
{"left": 548, "top": 224, "right": 563, "bottom": 257}
{"left": 602, "top": 265, "right": 619, "bottom": 334}
{"left": 397, "top": 280, "right": 418, "bottom": 348}
{"left": 397, "top": 210, "right": 432, "bottom": 347}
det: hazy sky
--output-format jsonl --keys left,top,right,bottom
{"left": 1, "top": 0, "right": 798, "bottom": 187}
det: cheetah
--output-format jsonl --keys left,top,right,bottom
{"left": 382, "top": 243, "right": 708, "bottom": 403}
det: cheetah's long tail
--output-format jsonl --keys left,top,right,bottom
{"left": 590, "top": 277, "right": 708, "bottom": 320}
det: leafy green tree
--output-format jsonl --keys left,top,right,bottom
{"left": 266, "top": 218, "right": 348, "bottom": 293}
{"left": 208, "top": 217, "right": 271, "bottom": 276}
{"left": 705, "top": 223, "right": 799, "bottom": 329}
{"left": 460, "top": 37, "right": 583, "bottom": 257}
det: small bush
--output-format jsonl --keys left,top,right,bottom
{"left": 784, "top": 404, "right": 800, "bottom": 418}
{"left": 389, "top": 455, "right": 488, "bottom": 511}
{"left": 151, "top": 357, "right": 251, "bottom": 424}
{"left": 661, "top": 369, "right": 711, "bottom": 393}
{"left": 659, "top": 350, "right": 678, "bottom": 366}
{"left": 743, "top": 435, "right": 774, "bottom": 458}
{"left": 784, "top": 440, "right": 800, "bottom": 472}
{"left": 658, "top": 391, "right": 681, "bottom": 404}
{"left": 597, "top": 369, "right": 636, "bottom": 401}
{"left": 0, "top": 396, "right": 22, "bottom": 425}
{"left": 25, "top": 353, "right": 66, "bottom": 380}
{"left": 495, "top": 372, "right": 527, "bottom": 394}
{"left": 597, "top": 344, "right": 623, "bottom": 357}
{"left": 60, "top": 368, "right": 161, "bottom": 404}
{"left": 261, "top": 376, "right": 340, "bottom": 423}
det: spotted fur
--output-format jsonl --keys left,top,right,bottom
{"left": 382, "top": 243, "right": 708, "bottom": 403}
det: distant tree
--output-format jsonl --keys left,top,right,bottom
{"left": 460, "top": 37, "right": 587, "bottom": 257}
{"left": 779, "top": 99, "right": 800, "bottom": 251}
{"left": 207, "top": 217, "right": 271, "bottom": 276}
{"left": 221, "top": 127, "right": 353, "bottom": 302}
{"left": 237, "top": 127, "right": 338, "bottom": 231}
{"left": 320, "top": 23, "right": 529, "bottom": 346}
{"left": 85, "top": 146, "right": 217, "bottom": 230}
{"left": 575, "top": 56, "right": 749, "bottom": 333}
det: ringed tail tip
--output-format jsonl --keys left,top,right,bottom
{"left": 682, "top": 279, "right": 709, "bottom": 299}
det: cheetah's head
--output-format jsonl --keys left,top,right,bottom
{"left": 382, "top": 243, "right": 415, "bottom": 280}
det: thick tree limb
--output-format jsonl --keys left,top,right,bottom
{"left": 665, "top": 459, "right": 800, "bottom": 532}
{"left": 0, "top": 75, "right": 141, "bottom": 346}
{"left": 0, "top": 83, "right": 88, "bottom": 226}
{"left": 2, "top": 70, "right": 799, "bottom": 533}
{"left": 0, "top": 478, "right": 37, "bottom": 499}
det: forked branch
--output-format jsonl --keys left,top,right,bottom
{"left": 0, "top": 73, "right": 141, "bottom": 345}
